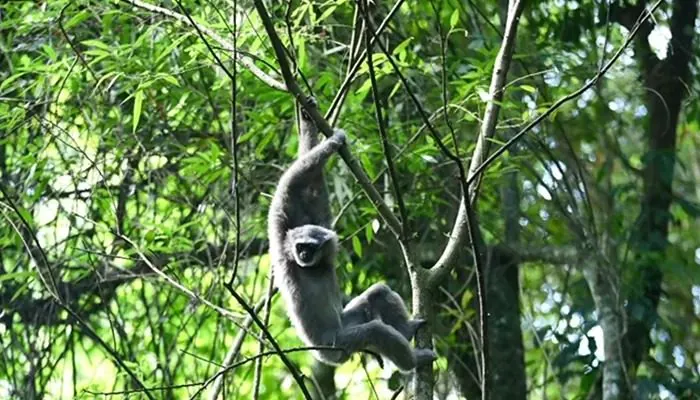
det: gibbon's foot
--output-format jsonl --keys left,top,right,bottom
{"left": 330, "top": 129, "right": 346, "bottom": 147}
{"left": 397, "top": 349, "right": 437, "bottom": 374}
{"left": 404, "top": 319, "right": 427, "bottom": 340}
{"left": 414, "top": 348, "right": 437, "bottom": 367}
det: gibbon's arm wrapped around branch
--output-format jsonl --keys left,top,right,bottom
{"left": 276, "top": 130, "right": 346, "bottom": 197}
{"left": 267, "top": 130, "right": 346, "bottom": 247}
{"left": 297, "top": 96, "right": 321, "bottom": 155}
{"left": 296, "top": 96, "right": 333, "bottom": 228}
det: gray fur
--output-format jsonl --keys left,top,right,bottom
{"left": 295, "top": 96, "right": 332, "bottom": 228}
{"left": 268, "top": 97, "right": 436, "bottom": 371}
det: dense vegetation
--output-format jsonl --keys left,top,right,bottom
{"left": 1, "top": 0, "right": 698, "bottom": 399}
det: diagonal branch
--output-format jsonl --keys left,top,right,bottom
{"left": 362, "top": 3, "right": 408, "bottom": 238}
{"left": 252, "top": 0, "right": 402, "bottom": 237}
{"left": 428, "top": 0, "right": 664, "bottom": 288}
{"left": 428, "top": 0, "right": 524, "bottom": 288}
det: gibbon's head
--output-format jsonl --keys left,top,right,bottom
{"left": 286, "top": 225, "right": 338, "bottom": 267}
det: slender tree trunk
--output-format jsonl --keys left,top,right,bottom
{"left": 583, "top": 261, "right": 625, "bottom": 400}
{"left": 486, "top": 160, "right": 526, "bottom": 400}
{"left": 604, "top": 1, "right": 698, "bottom": 398}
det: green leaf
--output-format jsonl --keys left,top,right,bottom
{"left": 0, "top": 271, "right": 36, "bottom": 283}
{"left": 154, "top": 33, "right": 192, "bottom": 67}
{"left": 364, "top": 223, "right": 374, "bottom": 244}
{"left": 450, "top": 9, "right": 460, "bottom": 29}
{"left": 298, "top": 37, "right": 308, "bottom": 69}
{"left": 42, "top": 44, "right": 57, "bottom": 61}
{"left": 156, "top": 73, "right": 180, "bottom": 87}
{"left": 460, "top": 290, "right": 473, "bottom": 310}
{"left": 318, "top": 5, "right": 337, "bottom": 23}
{"left": 393, "top": 37, "right": 413, "bottom": 58}
{"left": 132, "top": 90, "right": 144, "bottom": 134}
{"left": 81, "top": 39, "right": 111, "bottom": 50}
{"left": 521, "top": 84, "right": 537, "bottom": 93}
{"left": 64, "top": 10, "right": 90, "bottom": 29}
{"left": 0, "top": 72, "right": 29, "bottom": 91}
{"left": 352, "top": 235, "right": 362, "bottom": 257}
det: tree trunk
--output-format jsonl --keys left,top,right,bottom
{"left": 609, "top": 0, "right": 697, "bottom": 397}
{"left": 627, "top": 0, "right": 697, "bottom": 380}
{"left": 486, "top": 246, "right": 527, "bottom": 400}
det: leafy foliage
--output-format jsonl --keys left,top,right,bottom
{"left": 0, "top": 0, "right": 698, "bottom": 399}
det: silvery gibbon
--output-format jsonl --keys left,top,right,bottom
{"left": 267, "top": 96, "right": 436, "bottom": 371}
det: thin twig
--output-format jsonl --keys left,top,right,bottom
{"left": 252, "top": 276, "right": 275, "bottom": 399}
{"left": 223, "top": 282, "right": 313, "bottom": 399}
{"left": 119, "top": 0, "right": 286, "bottom": 91}
{"left": 463, "top": 195, "right": 488, "bottom": 400}
{"left": 227, "top": 0, "right": 242, "bottom": 283}
{"left": 326, "top": 0, "right": 407, "bottom": 125}
{"left": 429, "top": 0, "right": 461, "bottom": 158}
{"left": 204, "top": 295, "right": 270, "bottom": 400}
{"left": 361, "top": 0, "right": 408, "bottom": 238}
{"left": 58, "top": 4, "right": 98, "bottom": 81}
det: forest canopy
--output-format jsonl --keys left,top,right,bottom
{"left": 0, "top": 0, "right": 699, "bottom": 399}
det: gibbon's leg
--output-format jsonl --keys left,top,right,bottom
{"left": 342, "top": 283, "right": 425, "bottom": 341}
{"left": 278, "top": 129, "right": 346, "bottom": 190}
{"left": 334, "top": 320, "right": 435, "bottom": 371}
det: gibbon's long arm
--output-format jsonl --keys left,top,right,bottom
{"left": 268, "top": 130, "right": 345, "bottom": 254}
{"left": 298, "top": 96, "right": 320, "bottom": 155}
{"left": 276, "top": 130, "right": 345, "bottom": 198}
{"left": 296, "top": 96, "right": 332, "bottom": 228}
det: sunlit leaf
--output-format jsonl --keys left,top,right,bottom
{"left": 132, "top": 89, "right": 144, "bottom": 134}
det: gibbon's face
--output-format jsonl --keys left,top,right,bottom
{"left": 294, "top": 241, "right": 323, "bottom": 266}
{"left": 287, "top": 225, "right": 338, "bottom": 267}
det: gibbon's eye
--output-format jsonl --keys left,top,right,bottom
{"left": 295, "top": 243, "right": 318, "bottom": 262}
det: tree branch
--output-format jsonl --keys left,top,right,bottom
{"left": 251, "top": 0, "right": 402, "bottom": 237}
{"left": 428, "top": 0, "right": 524, "bottom": 288}
{"left": 428, "top": 0, "right": 663, "bottom": 288}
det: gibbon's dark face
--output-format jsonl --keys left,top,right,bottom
{"left": 295, "top": 242, "right": 319, "bottom": 264}
{"left": 286, "top": 225, "right": 338, "bottom": 267}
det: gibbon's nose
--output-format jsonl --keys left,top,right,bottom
{"left": 296, "top": 243, "right": 317, "bottom": 261}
